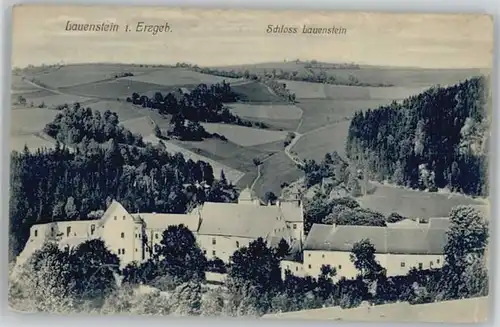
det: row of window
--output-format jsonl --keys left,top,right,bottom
{"left": 114, "top": 215, "right": 127, "bottom": 220}
{"left": 211, "top": 238, "right": 240, "bottom": 248}
{"left": 33, "top": 224, "right": 98, "bottom": 238}
{"left": 203, "top": 249, "right": 217, "bottom": 256}
{"left": 117, "top": 248, "right": 126, "bottom": 255}
{"left": 400, "top": 259, "right": 439, "bottom": 269}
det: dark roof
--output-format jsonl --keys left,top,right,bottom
{"left": 304, "top": 224, "right": 448, "bottom": 255}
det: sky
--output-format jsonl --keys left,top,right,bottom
{"left": 11, "top": 5, "right": 494, "bottom": 69}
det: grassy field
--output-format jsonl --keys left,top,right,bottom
{"left": 11, "top": 108, "right": 59, "bottom": 135}
{"left": 23, "top": 94, "right": 95, "bottom": 109}
{"left": 228, "top": 103, "right": 303, "bottom": 120}
{"left": 124, "top": 68, "right": 242, "bottom": 86}
{"left": 292, "top": 120, "right": 351, "bottom": 160}
{"left": 120, "top": 117, "right": 155, "bottom": 137}
{"left": 23, "top": 64, "right": 160, "bottom": 88}
{"left": 231, "top": 81, "right": 284, "bottom": 103}
{"left": 143, "top": 135, "right": 245, "bottom": 184}
{"left": 60, "top": 79, "right": 179, "bottom": 100}
{"left": 296, "top": 98, "right": 393, "bottom": 133}
{"left": 201, "top": 123, "right": 288, "bottom": 147}
{"left": 254, "top": 152, "right": 303, "bottom": 198}
{"left": 281, "top": 80, "right": 427, "bottom": 100}
{"left": 357, "top": 183, "right": 484, "bottom": 218}
{"left": 10, "top": 134, "right": 57, "bottom": 152}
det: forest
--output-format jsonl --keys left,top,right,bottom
{"left": 9, "top": 106, "right": 238, "bottom": 257}
{"left": 346, "top": 76, "right": 489, "bottom": 196}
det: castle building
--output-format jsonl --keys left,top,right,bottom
{"left": 17, "top": 187, "right": 304, "bottom": 268}
{"left": 281, "top": 218, "right": 450, "bottom": 280}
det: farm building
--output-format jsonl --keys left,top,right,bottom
{"left": 282, "top": 218, "right": 450, "bottom": 280}
{"left": 17, "top": 187, "right": 304, "bottom": 267}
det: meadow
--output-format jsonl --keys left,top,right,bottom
{"left": 60, "top": 79, "right": 181, "bottom": 100}
{"left": 254, "top": 152, "right": 303, "bottom": 198}
{"left": 296, "top": 98, "right": 393, "bottom": 133}
{"left": 292, "top": 120, "right": 351, "bottom": 160}
{"left": 123, "top": 68, "right": 242, "bottom": 86}
{"left": 143, "top": 135, "right": 245, "bottom": 184}
{"left": 357, "top": 183, "right": 484, "bottom": 219}
{"left": 23, "top": 64, "right": 161, "bottom": 88}
{"left": 201, "top": 123, "right": 289, "bottom": 147}
{"left": 231, "top": 81, "right": 285, "bottom": 103}
{"left": 227, "top": 103, "right": 303, "bottom": 121}
{"left": 11, "top": 108, "right": 60, "bottom": 135}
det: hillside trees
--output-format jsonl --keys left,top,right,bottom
{"left": 346, "top": 76, "right": 489, "bottom": 196}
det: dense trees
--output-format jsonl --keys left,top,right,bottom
{"left": 45, "top": 104, "right": 144, "bottom": 147}
{"left": 346, "top": 76, "right": 489, "bottom": 196}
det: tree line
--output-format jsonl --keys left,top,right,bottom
{"left": 9, "top": 205, "right": 488, "bottom": 316}
{"left": 346, "top": 76, "right": 489, "bottom": 196}
{"left": 175, "top": 62, "right": 393, "bottom": 88}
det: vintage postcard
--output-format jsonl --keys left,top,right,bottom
{"left": 8, "top": 4, "right": 493, "bottom": 323}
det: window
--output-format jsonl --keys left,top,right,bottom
{"left": 236, "top": 241, "right": 240, "bottom": 248}
{"left": 66, "top": 226, "right": 71, "bottom": 237}
{"left": 114, "top": 216, "right": 117, "bottom": 220}
{"left": 322, "top": 254, "right": 325, "bottom": 259}
{"left": 212, "top": 238, "right": 216, "bottom": 245}
{"left": 401, "top": 262, "right": 406, "bottom": 268}
{"left": 430, "top": 261, "right": 434, "bottom": 267}
{"left": 212, "top": 250, "right": 216, "bottom": 256}
{"left": 34, "top": 230, "right": 38, "bottom": 237}
{"left": 51, "top": 227, "right": 54, "bottom": 235}
{"left": 122, "top": 249, "right": 125, "bottom": 255}
{"left": 118, "top": 249, "right": 121, "bottom": 255}
{"left": 308, "top": 253, "right": 311, "bottom": 257}
{"left": 135, "top": 248, "right": 138, "bottom": 252}
{"left": 121, "top": 232, "right": 125, "bottom": 238}
{"left": 295, "top": 267, "right": 298, "bottom": 271}
{"left": 293, "top": 224, "right": 297, "bottom": 230}
{"left": 91, "top": 224, "right": 95, "bottom": 235}
{"left": 308, "top": 264, "right": 312, "bottom": 269}
{"left": 418, "top": 263, "right": 423, "bottom": 269}
{"left": 338, "top": 265, "right": 342, "bottom": 270}
{"left": 123, "top": 215, "right": 126, "bottom": 220}
{"left": 155, "top": 233, "right": 159, "bottom": 239}
{"left": 437, "top": 259, "right": 440, "bottom": 264}
{"left": 203, "top": 249, "right": 207, "bottom": 255}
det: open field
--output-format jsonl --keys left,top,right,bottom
{"left": 231, "top": 81, "right": 284, "bottom": 103}
{"left": 263, "top": 296, "right": 488, "bottom": 323}
{"left": 11, "top": 108, "right": 59, "bottom": 135}
{"left": 254, "top": 152, "right": 303, "bottom": 198}
{"left": 11, "top": 75, "right": 39, "bottom": 92}
{"left": 201, "top": 123, "right": 288, "bottom": 147}
{"left": 296, "top": 98, "right": 393, "bottom": 133}
{"left": 357, "top": 183, "right": 484, "bottom": 219}
{"left": 228, "top": 103, "right": 303, "bottom": 120}
{"left": 281, "top": 80, "right": 427, "bottom": 100}
{"left": 143, "top": 135, "right": 245, "bottom": 184}
{"left": 10, "top": 134, "right": 58, "bottom": 152}
{"left": 120, "top": 117, "right": 155, "bottom": 137}
{"left": 124, "top": 68, "right": 242, "bottom": 86}
{"left": 60, "top": 79, "right": 180, "bottom": 100}
{"left": 22, "top": 93, "right": 95, "bottom": 109}
{"left": 292, "top": 120, "right": 351, "bottom": 160}
{"left": 23, "top": 64, "right": 161, "bottom": 88}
